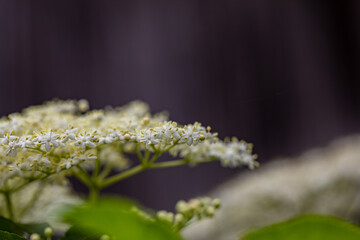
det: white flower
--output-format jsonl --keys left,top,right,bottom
{"left": 37, "top": 131, "right": 60, "bottom": 152}
{"left": 0, "top": 134, "right": 18, "bottom": 144}
{"left": 172, "top": 138, "right": 257, "bottom": 169}
{"left": 0, "top": 98, "right": 257, "bottom": 193}
{"left": 98, "top": 129, "right": 120, "bottom": 144}
{"left": 156, "top": 122, "right": 181, "bottom": 142}
{"left": 19, "top": 136, "right": 36, "bottom": 148}
{"left": 62, "top": 128, "right": 78, "bottom": 143}
{"left": 28, "top": 154, "right": 52, "bottom": 167}
{"left": 137, "top": 129, "right": 160, "bottom": 148}
{"left": 212, "top": 140, "right": 257, "bottom": 168}
{"left": 5, "top": 139, "right": 21, "bottom": 157}
{"left": 182, "top": 126, "right": 201, "bottom": 146}
{"left": 74, "top": 132, "right": 97, "bottom": 150}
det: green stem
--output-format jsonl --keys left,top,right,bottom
{"left": 135, "top": 145, "right": 144, "bottom": 163}
{"left": 89, "top": 186, "right": 99, "bottom": 202}
{"left": 4, "top": 192, "right": 14, "bottom": 221}
{"left": 98, "top": 162, "right": 114, "bottom": 180}
{"left": 160, "top": 140, "right": 180, "bottom": 154}
{"left": 75, "top": 166, "right": 101, "bottom": 201}
{"left": 150, "top": 159, "right": 188, "bottom": 168}
{"left": 93, "top": 154, "right": 101, "bottom": 178}
{"left": 151, "top": 145, "right": 157, "bottom": 152}
{"left": 151, "top": 158, "right": 217, "bottom": 168}
{"left": 148, "top": 152, "right": 161, "bottom": 164}
{"left": 75, "top": 166, "right": 93, "bottom": 187}
{"left": 99, "top": 165, "right": 145, "bottom": 188}
{"left": 100, "top": 159, "right": 189, "bottom": 188}
{"left": 143, "top": 150, "right": 150, "bottom": 163}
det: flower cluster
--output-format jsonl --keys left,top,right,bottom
{"left": 171, "top": 137, "right": 258, "bottom": 169}
{"left": 0, "top": 99, "right": 257, "bottom": 193}
{"left": 157, "top": 197, "right": 221, "bottom": 232}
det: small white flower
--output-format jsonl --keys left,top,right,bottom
{"left": 38, "top": 131, "right": 60, "bottom": 152}
{"left": 157, "top": 122, "right": 181, "bottom": 142}
{"left": 19, "top": 136, "right": 36, "bottom": 148}
{"left": 98, "top": 134, "right": 116, "bottom": 144}
{"left": 5, "top": 139, "right": 21, "bottom": 157}
{"left": 0, "top": 98, "right": 257, "bottom": 193}
{"left": 74, "top": 133, "right": 97, "bottom": 150}
{"left": 182, "top": 126, "right": 201, "bottom": 146}
{"left": 62, "top": 128, "right": 78, "bottom": 143}
{"left": 137, "top": 129, "right": 160, "bottom": 148}
{"left": 0, "top": 134, "right": 18, "bottom": 144}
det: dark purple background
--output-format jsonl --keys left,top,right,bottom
{"left": 1, "top": 1, "right": 360, "bottom": 210}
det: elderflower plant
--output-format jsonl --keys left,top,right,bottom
{"left": 0, "top": 99, "right": 257, "bottom": 234}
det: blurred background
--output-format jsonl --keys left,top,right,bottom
{"left": 0, "top": 0, "right": 360, "bottom": 211}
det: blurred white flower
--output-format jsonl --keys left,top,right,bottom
{"left": 183, "top": 135, "right": 360, "bottom": 240}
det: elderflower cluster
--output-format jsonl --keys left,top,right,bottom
{"left": 157, "top": 197, "right": 221, "bottom": 231}
{"left": 0, "top": 99, "right": 257, "bottom": 191}
{"left": 171, "top": 137, "right": 258, "bottom": 169}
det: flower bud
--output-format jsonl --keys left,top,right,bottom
{"left": 44, "top": 227, "right": 53, "bottom": 238}
{"left": 212, "top": 198, "right": 221, "bottom": 209}
{"left": 30, "top": 233, "right": 40, "bottom": 240}
{"left": 124, "top": 134, "right": 131, "bottom": 140}
{"left": 175, "top": 213, "right": 185, "bottom": 224}
{"left": 157, "top": 210, "right": 174, "bottom": 222}
{"left": 176, "top": 200, "right": 188, "bottom": 213}
{"left": 78, "top": 99, "right": 89, "bottom": 112}
{"left": 205, "top": 206, "right": 215, "bottom": 217}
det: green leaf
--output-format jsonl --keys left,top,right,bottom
{"left": 0, "top": 216, "right": 51, "bottom": 239}
{"left": 59, "top": 226, "right": 101, "bottom": 240}
{"left": 62, "top": 197, "right": 182, "bottom": 240}
{"left": 0, "top": 216, "right": 24, "bottom": 235}
{"left": 0, "top": 216, "right": 52, "bottom": 239}
{"left": 242, "top": 214, "right": 360, "bottom": 240}
{"left": 0, "top": 229, "right": 27, "bottom": 240}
